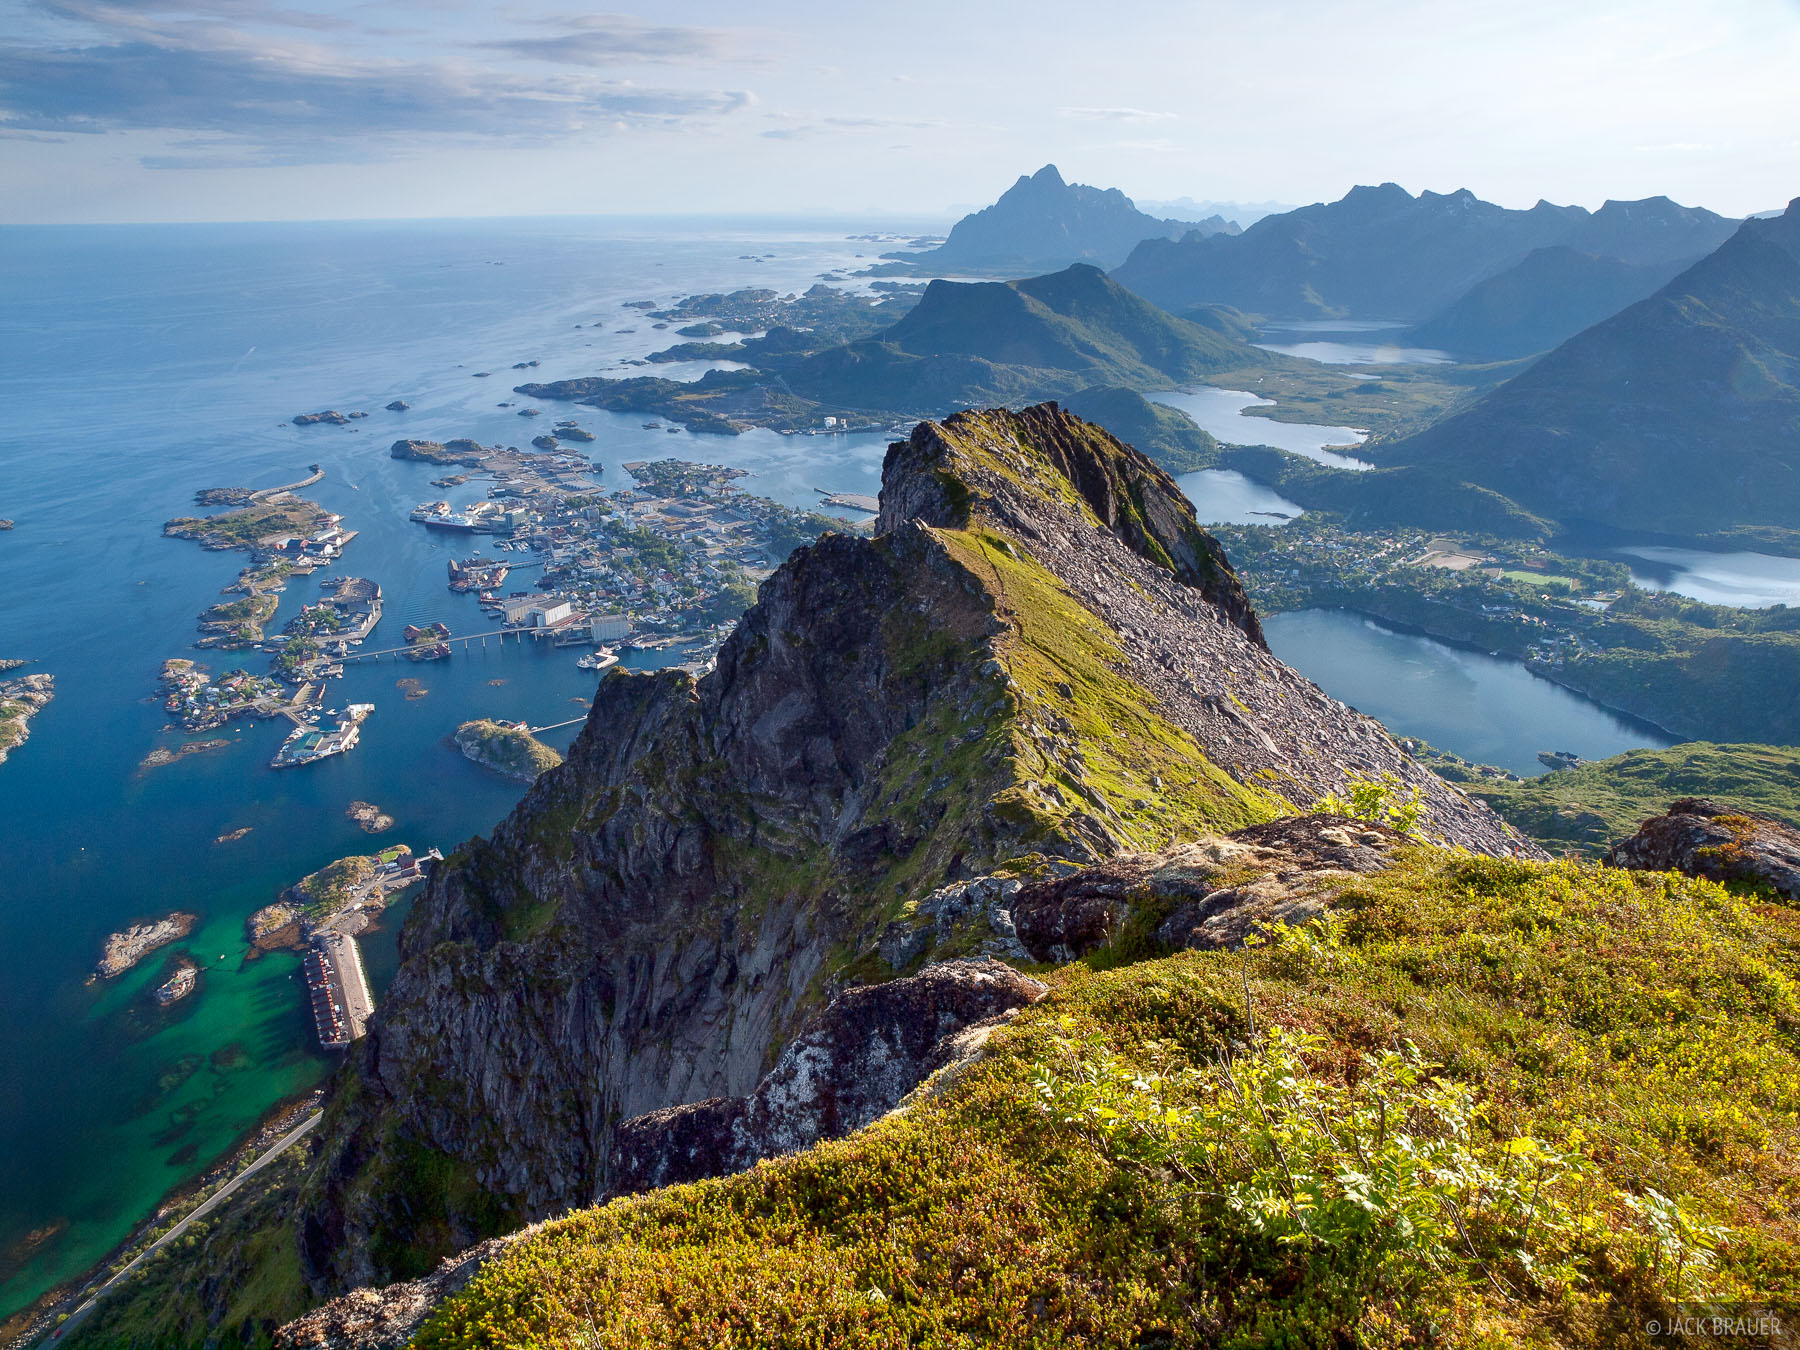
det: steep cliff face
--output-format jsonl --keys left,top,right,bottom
{"left": 297, "top": 404, "right": 1530, "bottom": 1294}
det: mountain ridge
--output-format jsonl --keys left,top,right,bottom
{"left": 1375, "top": 198, "right": 1800, "bottom": 542}
{"left": 1111, "top": 181, "right": 1738, "bottom": 321}
{"left": 291, "top": 403, "right": 1527, "bottom": 1297}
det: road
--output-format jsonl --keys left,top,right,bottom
{"left": 43, "top": 1112, "right": 322, "bottom": 1346}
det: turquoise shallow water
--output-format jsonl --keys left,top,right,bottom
{"left": 0, "top": 218, "right": 904, "bottom": 1319}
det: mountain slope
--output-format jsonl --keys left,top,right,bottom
{"left": 293, "top": 405, "right": 1525, "bottom": 1295}
{"left": 1405, "top": 245, "right": 1697, "bottom": 360}
{"left": 301, "top": 844, "right": 1800, "bottom": 1350}
{"left": 1379, "top": 199, "right": 1800, "bottom": 542}
{"left": 1112, "top": 182, "right": 1737, "bottom": 321}
{"left": 894, "top": 164, "right": 1235, "bottom": 274}
{"left": 783, "top": 264, "right": 1269, "bottom": 413}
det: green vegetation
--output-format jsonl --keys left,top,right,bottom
{"left": 455, "top": 720, "right": 564, "bottom": 783}
{"left": 415, "top": 848, "right": 1800, "bottom": 1348}
{"left": 292, "top": 854, "right": 378, "bottom": 918}
{"left": 1472, "top": 743, "right": 1800, "bottom": 857}
{"left": 60, "top": 1145, "right": 311, "bottom": 1350}
{"left": 788, "top": 265, "right": 1269, "bottom": 414}
{"left": 163, "top": 498, "right": 323, "bottom": 549}
{"left": 1376, "top": 203, "right": 1800, "bottom": 548}
{"left": 938, "top": 527, "right": 1283, "bottom": 847}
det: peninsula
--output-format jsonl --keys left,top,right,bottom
{"left": 0, "top": 671, "right": 53, "bottom": 766}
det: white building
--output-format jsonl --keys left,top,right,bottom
{"left": 529, "top": 601, "right": 574, "bottom": 628}
{"left": 590, "top": 612, "right": 630, "bottom": 642}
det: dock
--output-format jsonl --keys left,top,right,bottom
{"left": 303, "top": 931, "right": 373, "bottom": 1048}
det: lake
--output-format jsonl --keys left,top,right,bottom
{"left": 1149, "top": 387, "right": 1372, "bottom": 470}
{"left": 1263, "top": 609, "right": 1677, "bottom": 777}
{"left": 1620, "top": 545, "right": 1800, "bottom": 610}
{"left": 1255, "top": 319, "right": 1452, "bottom": 365}
{"left": 1177, "top": 468, "right": 1304, "bottom": 526}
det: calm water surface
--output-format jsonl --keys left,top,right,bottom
{"left": 1264, "top": 609, "right": 1677, "bottom": 777}
{"left": 1150, "top": 387, "right": 1372, "bottom": 470}
{"left": 1177, "top": 469, "right": 1304, "bottom": 525}
{"left": 1622, "top": 546, "right": 1800, "bottom": 609}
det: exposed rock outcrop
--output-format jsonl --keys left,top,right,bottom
{"left": 606, "top": 957, "right": 1045, "bottom": 1197}
{"left": 276, "top": 1233, "right": 532, "bottom": 1350}
{"left": 1604, "top": 797, "right": 1800, "bottom": 902}
{"left": 296, "top": 403, "right": 1530, "bottom": 1295}
{"left": 1010, "top": 814, "right": 1408, "bottom": 962}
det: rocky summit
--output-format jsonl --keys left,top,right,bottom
{"left": 294, "top": 402, "right": 1530, "bottom": 1298}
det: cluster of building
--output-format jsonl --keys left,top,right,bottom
{"left": 303, "top": 932, "right": 371, "bottom": 1050}
{"left": 271, "top": 703, "right": 372, "bottom": 768}
{"left": 414, "top": 452, "right": 848, "bottom": 658}
{"left": 159, "top": 659, "right": 296, "bottom": 732}
{"left": 259, "top": 514, "right": 355, "bottom": 568}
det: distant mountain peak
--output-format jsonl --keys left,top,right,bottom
{"left": 900, "top": 165, "right": 1235, "bottom": 273}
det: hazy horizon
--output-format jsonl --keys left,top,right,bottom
{"left": 2, "top": 0, "right": 1797, "bottom": 225}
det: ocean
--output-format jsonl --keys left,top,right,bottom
{"left": 0, "top": 217, "right": 923, "bottom": 1320}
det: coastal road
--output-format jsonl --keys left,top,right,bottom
{"left": 43, "top": 1112, "right": 322, "bottom": 1346}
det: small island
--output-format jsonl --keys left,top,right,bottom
{"left": 346, "top": 800, "right": 393, "bottom": 833}
{"left": 151, "top": 960, "right": 198, "bottom": 1007}
{"left": 0, "top": 672, "right": 54, "bottom": 766}
{"left": 455, "top": 719, "right": 563, "bottom": 782}
{"left": 247, "top": 845, "right": 434, "bottom": 952}
{"left": 93, "top": 912, "right": 198, "bottom": 980}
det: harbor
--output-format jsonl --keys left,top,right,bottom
{"left": 270, "top": 703, "right": 372, "bottom": 769}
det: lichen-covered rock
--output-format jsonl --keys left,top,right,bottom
{"left": 1604, "top": 797, "right": 1800, "bottom": 902}
{"left": 604, "top": 957, "right": 1045, "bottom": 1197}
{"left": 1012, "top": 814, "right": 1411, "bottom": 961}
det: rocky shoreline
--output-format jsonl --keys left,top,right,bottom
{"left": 0, "top": 672, "right": 53, "bottom": 766}
{"left": 453, "top": 719, "right": 563, "bottom": 782}
{"left": 92, "top": 912, "right": 198, "bottom": 981}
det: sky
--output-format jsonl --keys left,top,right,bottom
{"left": 1, "top": 0, "right": 1797, "bottom": 224}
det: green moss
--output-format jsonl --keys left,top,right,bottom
{"left": 937, "top": 526, "right": 1285, "bottom": 846}
{"left": 416, "top": 849, "right": 1800, "bottom": 1349}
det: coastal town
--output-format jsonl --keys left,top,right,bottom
{"left": 149, "top": 424, "right": 856, "bottom": 779}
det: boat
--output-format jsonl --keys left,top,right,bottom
{"left": 577, "top": 648, "right": 619, "bottom": 671}
{"left": 272, "top": 704, "right": 373, "bottom": 768}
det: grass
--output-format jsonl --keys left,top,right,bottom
{"left": 1473, "top": 743, "right": 1800, "bottom": 857}
{"left": 164, "top": 498, "right": 323, "bottom": 548}
{"left": 412, "top": 848, "right": 1800, "bottom": 1348}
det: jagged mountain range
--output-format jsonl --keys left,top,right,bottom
{"left": 294, "top": 405, "right": 1527, "bottom": 1297}
{"left": 1112, "top": 181, "right": 1738, "bottom": 321}
{"left": 889, "top": 164, "right": 1237, "bottom": 274}
{"left": 1375, "top": 198, "right": 1800, "bottom": 543}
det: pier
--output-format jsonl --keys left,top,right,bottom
{"left": 250, "top": 464, "right": 324, "bottom": 501}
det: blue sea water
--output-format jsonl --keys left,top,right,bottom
{"left": 0, "top": 218, "right": 908, "bottom": 1320}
